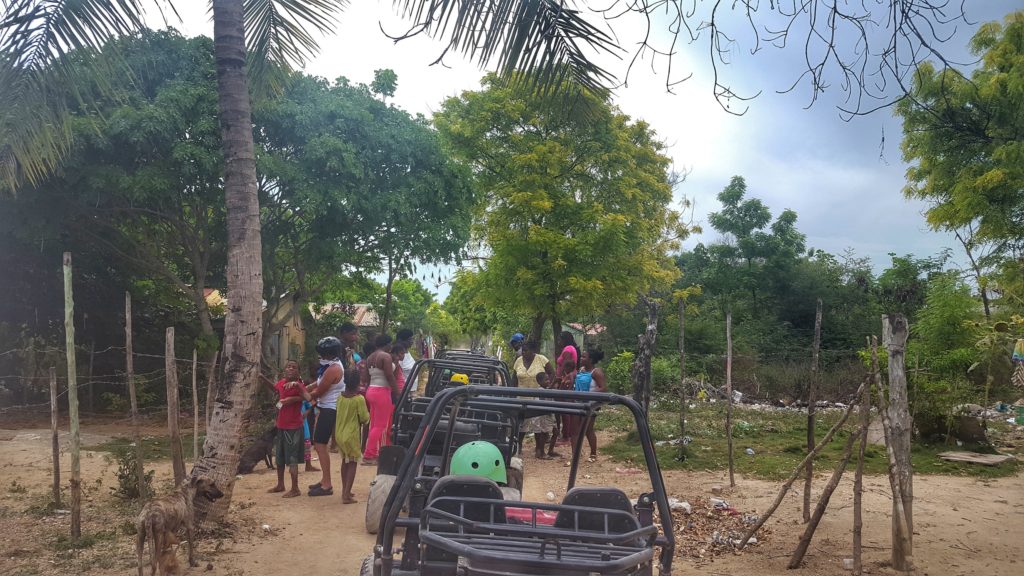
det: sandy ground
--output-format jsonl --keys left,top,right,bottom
{"left": 1, "top": 422, "right": 1021, "bottom": 576}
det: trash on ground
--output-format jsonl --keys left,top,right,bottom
{"left": 615, "top": 467, "right": 643, "bottom": 475}
{"left": 662, "top": 495, "right": 771, "bottom": 562}
{"left": 937, "top": 451, "right": 1014, "bottom": 466}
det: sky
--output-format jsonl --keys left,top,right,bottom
{"left": 154, "top": 1, "right": 1019, "bottom": 300}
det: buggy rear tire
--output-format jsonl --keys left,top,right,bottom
{"left": 365, "top": 474, "right": 396, "bottom": 534}
{"left": 359, "top": 554, "right": 374, "bottom": 576}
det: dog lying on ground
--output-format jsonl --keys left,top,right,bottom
{"left": 236, "top": 426, "right": 277, "bottom": 474}
{"left": 136, "top": 476, "right": 224, "bottom": 576}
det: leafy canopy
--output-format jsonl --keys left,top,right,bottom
{"left": 435, "top": 73, "right": 686, "bottom": 334}
{"left": 898, "top": 11, "right": 1024, "bottom": 245}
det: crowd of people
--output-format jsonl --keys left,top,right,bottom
{"left": 263, "top": 324, "right": 419, "bottom": 499}
{"left": 264, "top": 324, "right": 607, "bottom": 500}
{"left": 509, "top": 331, "right": 606, "bottom": 464}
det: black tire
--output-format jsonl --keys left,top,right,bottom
{"left": 359, "top": 554, "right": 374, "bottom": 576}
{"left": 365, "top": 474, "right": 396, "bottom": 534}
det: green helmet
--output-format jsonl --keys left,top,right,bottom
{"left": 450, "top": 441, "right": 506, "bottom": 483}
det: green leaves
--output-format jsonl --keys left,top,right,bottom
{"left": 435, "top": 72, "right": 680, "bottom": 331}
{"left": 897, "top": 11, "right": 1024, "bottom": 245}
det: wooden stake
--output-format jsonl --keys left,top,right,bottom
{"left": 62, "top": 252, "right": 81, "bottom": 540}
{"left": 125, "top": 292, "right": 145, "bottom": 500}
{"left": 49, "top": 367, "right": 61, "bottom": 507}
{"left": 725, "top": 310, "right": 735, "bottom": 487}
{"left": 883, "top": 315, "right": 913, "bottom": 571}
{"left": 192, "top": 348, "right": 199, "bottom": 463}
{"left": 738, "top": 377, "right": 867, "bottom": 549}
{"left": 788, "top": 424, "right": 861, "bottom": 568}
{"left": 804, "top": 298, "right": 822, "bottom": 523}
{"left": 166, "top": 327, "right": 186, "bottom": 486}
{"left": 678, "top": 298, "right": 687, "bottom": 460}
{"left": 853, "top": 337, "right": 875, "bottom": 575}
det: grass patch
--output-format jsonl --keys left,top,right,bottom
{"left": 84, "top": 433, "right": 205, "bottom": 460}
{"left": 597, "top": 403, "right": 1019, "bottom": 480}
{"left": 52, "top": 529, "right": 117, "bottom": 551}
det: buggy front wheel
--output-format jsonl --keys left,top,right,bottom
{"left": 365, "top": 474, "right": 396, "bottom": 534}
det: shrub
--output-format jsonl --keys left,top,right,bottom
{"left": 112, "top": 448, "right": 154, "bottom": 500}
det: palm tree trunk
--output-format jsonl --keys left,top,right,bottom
{"left": 192, "top": 0, "right": 263, "bottom": 523}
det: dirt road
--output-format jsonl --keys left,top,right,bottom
{"left": 1, "top": 425, "right": 1021, "bottom": 576}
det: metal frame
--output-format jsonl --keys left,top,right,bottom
{"left": 371, "top": 386, "right": 676, "bottom": 576}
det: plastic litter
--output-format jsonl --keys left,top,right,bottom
{"left": 545, "top": 491, "right": 556, "bottom": 502}
{"left": 745, "top": 448, "right": 755, "bottom": 456}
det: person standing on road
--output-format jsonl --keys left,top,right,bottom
{"left": 576, "top": 348, "right": 607, "bottom": 462}
{"left": 395, "top": 328, "right": 417, "bottom": 395}
{"left": 511, "top": 340, "right": 559, "bottom": 459}
{"left": 267, "top": 360, "right": 311, "bottom": 497}
{"left": 362, "top": 334, "right": 398, "bottom": 466}
{"left": 509, "top": 332, "right": 525, "bottom": 359}
{"left": 308, "top": 336, "right": 345, "bottom": 497}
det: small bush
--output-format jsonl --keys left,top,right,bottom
{"left": 112, "top": 448, "right": 154, "bottom": 500}
{"left": 8, "top": 479, "right": 28, "bottom": 494}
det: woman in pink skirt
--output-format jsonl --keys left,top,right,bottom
{"left": 362, "top": 334, "right": 397, "bottom": 466}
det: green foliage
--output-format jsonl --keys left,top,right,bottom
{"left": 597, "top": 403, "right": 1018, "bottom": 480}
{"left": 898, "top": 11, "right": 1024, "bottom": 244}
{"left": 371, "top": 68, "right": 398, "bottom": 98}
{"left": 605, "top": 351, "right": 634, "bottom": 395}
{"left": 111, "top": 448, "right": 154, "bottom": 501}
{"left": 422, "top": 303, "right": 461, "bottom": 347}
{"left": 913, "top": 272, "right": 979, "bottom": 363}
{"left": 435, "top": 74, "right": 685, "bottom": 343}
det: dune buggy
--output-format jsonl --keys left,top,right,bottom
{"left": 361, "top": 386, "right": 676, "bottom": 576}
{"left": 365, "top": 356, "right": 517, "bottom": 533}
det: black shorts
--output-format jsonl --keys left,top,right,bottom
{"left": 313, "top": 408, "right": 336, "bottom": 444}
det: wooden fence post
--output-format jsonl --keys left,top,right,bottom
{"left": 192, "top": 348, "right": 199, "bottom": 463}
{"left": 166, "top": 327, "right": 186, "bottom": 486}
{"left": 853, "top": 336, "right": 877, "bottom": 575}
{"left": 883, "top": 315, "right": 913, "bottom": 571}
{"left": 49, "top": 367, "right": 61, "bottom": 507}
{"left": 87, "top": 341, "right": 95, "bottom": 414}
{"left": 725, "top": 309, "right": 735, "bottom": 487}
{"left": 678, "top": 298, "right": 687, "bottom": 460}
{"left": 62, "top": 252, "right": 81, "bottom": 540}
{"left": 125, "top": 292, "right": 146, "bottom": 499}
{"left": 804, "top": 298, "right": 822, "bottom": 523}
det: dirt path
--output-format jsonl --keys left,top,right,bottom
{"left": 1, "top": 425, "right": 1022, "bottom": 576}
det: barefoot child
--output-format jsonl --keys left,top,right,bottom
{"left": 334, "top": 386, "right": 370, "bottom": 504}
{"left": 269, "top": 360, "right": 311, "bottom": 498}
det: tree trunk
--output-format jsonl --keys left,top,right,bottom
{"left": 725, "top": 309, "right": 735, "bottom": 488}
{"left": 193, "top": 0, "right": 264, "bottom": 523}
{"left": 166, "top": 328, "right": 186, "bottom": 486}
{"left": 803, "top": 298, "right": 822, "bottom": 523}
{"left": 678, "top": 298, "right": 686, "bottom": 460}
{"left": 529, "top": 313, "right": 545, "bottom": 345}
{"left": 883, "top": 315, "right": 913, "bottom": 571}
{"left": 631, "top": 295, "right": 659, "bottom": 414}
{"left": 853, "top": 338, "right": 874, "bottom": 576}
{"left": 550, "top": 307, "right": 561, "bottom": 358}
{"left": 381, "top": 256, "right": 397, "bottom": 334}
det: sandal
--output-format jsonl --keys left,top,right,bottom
{"left": 307, "top": 485, "right": 333, "bottom": 497}
{"left": 535, "top": 453, "right": 553, "bottom": 460}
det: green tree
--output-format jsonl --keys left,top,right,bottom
{"left": 435, "top": 74, "right": 685, "bottom": 349}
{"left": 898, "top": 11, "right": 1024, "bottom": 245}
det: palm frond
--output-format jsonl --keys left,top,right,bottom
{"left": 394, "top": 0, "right": 619, "bottom": 95}
{"left": 0, "top": 0, "right": 172, "bottom": 188}
{"left": 244, "top": 0, "right": 348, "bottom": 92}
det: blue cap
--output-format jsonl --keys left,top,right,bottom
{"left": 510, "top": 333, "right": 525, "bottom": 343}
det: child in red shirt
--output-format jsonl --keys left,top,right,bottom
{"left": 269, "top": 360, "right": 311, "bottom": 497}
